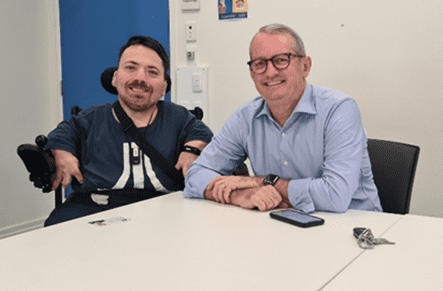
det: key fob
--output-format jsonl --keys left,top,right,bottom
{"left": 353, "top": 227, "right": 367, "bottom": 239}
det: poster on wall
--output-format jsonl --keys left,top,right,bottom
{"left": 219, "top": 0, "right": 248, "bottom": 20}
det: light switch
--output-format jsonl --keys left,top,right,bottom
{"left": 192, "top": 72, "right": 202, "bottom": 92}
{"left": 176, "top": 67, "right": 208, "bottom": 125}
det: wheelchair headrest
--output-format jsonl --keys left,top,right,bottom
{"left": 100, "top": 67, "right": 172, "bottom": 95}
{"left": 100, "top": 67, "right": 118, "bottom": 95}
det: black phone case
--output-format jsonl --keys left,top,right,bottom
{"left": 270, "top": 210, "right": 325, "bottom": 228}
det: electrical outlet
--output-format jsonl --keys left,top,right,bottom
{"left": 179, "top": 100, "right": 190, "bottom": 109}
{"left": 187, "top": 50, "right": 195, "bottom": 61}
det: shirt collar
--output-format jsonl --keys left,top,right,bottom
{"left": 294, "top": 84, "right": 317, "bottom": 115}
{"left": 255, "top": 83, "right": 317, "bottom": 119}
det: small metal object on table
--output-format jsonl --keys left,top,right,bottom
{"left": 353, "top": 227, "right": 395, "bottom": 249}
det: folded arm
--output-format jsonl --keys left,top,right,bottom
{"left": 203, "top": 175, "right": 290, "bottom": 211}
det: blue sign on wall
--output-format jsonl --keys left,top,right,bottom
{"left": 218, "top": 0, "right": 248, "bottom": 20}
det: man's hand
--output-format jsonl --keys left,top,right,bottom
{"left": 175, "top": 151, "right": 199, "bottom": 176}
{"left": 277, "top": 200, "right": 291, "bottom": 209}
{"left": 206, "top": 175, "right": 262, "bottom": 204}
{"left": 52, "top": 149, "right": 84, "bottom": 190}
{"left": 230, "top": 185, "right": 283, "bottom": 211}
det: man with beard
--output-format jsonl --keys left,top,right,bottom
{"left": 44, "top": 36, "right": 213, "bottom": 226}
{"left": 183, "top": 24, "right": 382, "bottom": 213}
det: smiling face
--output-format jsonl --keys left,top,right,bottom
{"left": 112, "top": 45, "right": 167, "bottom": 112}
{"left": 249, "top": 33, "right": 311, "bottom": 106}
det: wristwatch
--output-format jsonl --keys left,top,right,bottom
{"left": 182, "top": 145, "right": 201, "bottom": 156}
{"left": 263, "top": 174, "right": 280, "bottom": 186}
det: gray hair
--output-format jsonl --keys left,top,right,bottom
{"left": 250, "top": 23, "right": 306, "bottom": 56}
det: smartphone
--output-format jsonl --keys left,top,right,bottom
{"left": 270, "top": 209, "right": 325, "bottom": 228}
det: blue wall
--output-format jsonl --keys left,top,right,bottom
{"left": 59, "top": 0, "right": 170, "bottom": 120}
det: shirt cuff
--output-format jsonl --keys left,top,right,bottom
{"left": 183, "top": 167, "right": 220, "bottom": 199}
{"left": 287, "top": 178, "right": 315, "bottom": 213}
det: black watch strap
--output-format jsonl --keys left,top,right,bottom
{"left": 182, "top": 145, "right": 201, "bottom": 156}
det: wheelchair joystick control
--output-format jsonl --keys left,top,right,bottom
{"left": 17, "top": 134, "right": 56, "bottom": 193}
{"left": 35, "top": 135, "right": 48, "bottom": 148}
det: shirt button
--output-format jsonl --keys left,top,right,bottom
{"left": 282, "top": 133, "right": 286, "bottom": 137}
{"left": 284, "top": 160, "right": 288, "bottom": 166}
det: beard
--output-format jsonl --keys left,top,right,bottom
{"left": 120, "top": 80, "right": 154, "bottom": 112}
{"left": 120, "top": 94, "right": 151, "bottom": 112}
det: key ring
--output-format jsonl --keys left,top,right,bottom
{"left": 357, "top": 228, "right": 375, "bottom": 249}
{"left": 354, "top": 227, "right": 395, "bottom": 249}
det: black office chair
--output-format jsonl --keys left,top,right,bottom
{"left": 367, "top": 139, "right": 420, "bottom": 214}
{"left": 17, "top": 67, "right": 247, "bottom": 207}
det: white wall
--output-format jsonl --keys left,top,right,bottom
{"left": 170, "top": 0, "right": 443, "bottom": 217}
{"left": 0, "top": 0, "right": 62, "bottom": 238}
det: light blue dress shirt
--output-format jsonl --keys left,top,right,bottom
{"left": 183, "top": 84, "right": 382, "bottom": 213}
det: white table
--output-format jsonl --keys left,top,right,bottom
{"left": 321, "top": 214, "right": 443, "bottom": 291}
{"left": 0, "top": 192, "right": 401, "bottom": 291}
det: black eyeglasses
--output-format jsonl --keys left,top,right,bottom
{"left": 247, "top": 53, "right": 304, "bottom": 74}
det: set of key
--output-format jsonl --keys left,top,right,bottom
{"left": 353, "top": 227, "right": 395, "bottom": 249}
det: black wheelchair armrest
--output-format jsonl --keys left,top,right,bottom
{"left": 17, "top": 135, "right": 56, "bottom": 193}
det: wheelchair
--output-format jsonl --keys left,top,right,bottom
{"left": 17, "top": 67, "right": 247, "bottom": 207}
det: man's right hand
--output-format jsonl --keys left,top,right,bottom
{"left": 206, "top": 175, "right": 262, "bottom": 204}
{"left": 229, "top": 185, "right": 283, "bottom": 212}
{"left": 52, "top": 149, "right": 84, "bottom": 190}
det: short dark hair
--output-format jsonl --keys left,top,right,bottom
{"left": 118, "top": 36, "right": 170, "bottom": 75}
{"left": 118, "top": 35, "right": 171, "bottom": 93}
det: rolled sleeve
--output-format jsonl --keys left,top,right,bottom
{"left": 183, "top": 166, "right": 220, "bottom": 199}
{"left": 288, "top": 178, "right": 315, "bottom": 213}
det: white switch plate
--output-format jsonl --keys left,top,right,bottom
{"left": 186, "top": 21, "right": 197, "bottom": 42}
{"left": 176, "top": 67, "right": 208, "bottom": 126}
{"left": 182, "top": 0, "right": 200, "bottom": 11}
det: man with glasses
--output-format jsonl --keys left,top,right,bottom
{"left": 183, "top": 24, "right": 382, "bottom": 213}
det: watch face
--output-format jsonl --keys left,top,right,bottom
{"left": 264, "top": 174, "right": 279, "bottom": 185}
